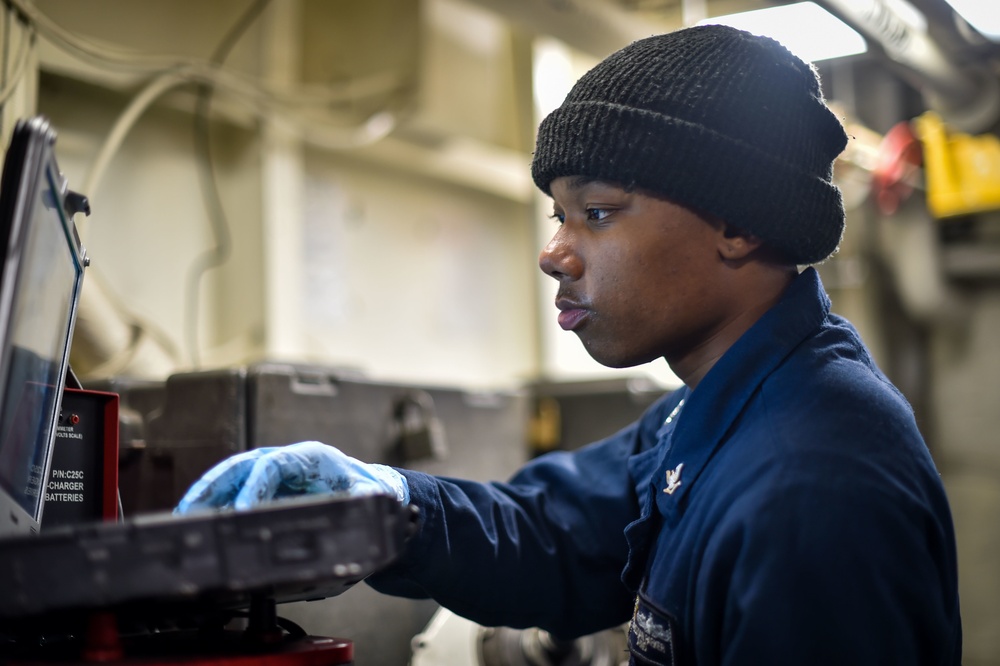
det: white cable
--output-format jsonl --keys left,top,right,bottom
{"left": 82, "top": 63, "right": 400, "bottom": 211}
{"left": 10, "top": 0, "right": 404, "bottom": 106}
{"left": 80, "top": 67, "right": 196, "bottom": 207}
{"left": 8, "top": 0, "right": 205, "bottom": 73}
{"left": 12, "top": 0, "right": 405, "bottom": 155}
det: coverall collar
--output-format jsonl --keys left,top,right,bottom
{"left": 654, "top": 267, "right": 831, "bottom": 518}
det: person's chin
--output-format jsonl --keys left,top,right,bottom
{"left": 580, "top": 339, "right": 649, "bottom": 370}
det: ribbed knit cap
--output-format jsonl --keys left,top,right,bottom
{"left": 531, "top": 25, "right": 848, "bottom": 265}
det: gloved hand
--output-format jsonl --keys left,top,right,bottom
{"left": 174, "top": 440, "right": 409, "bottom": 514}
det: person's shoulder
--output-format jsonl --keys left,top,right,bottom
{"left": 743, "top": 315, "right": 941, "bottom": 494}
{"left": 754, "top": 370, "right": 931, "bottom": 488}
{"left": 763, "top": 312, "right": 917, "bottom": 436}
{"left": 715, "top": 429, "right": 945, "bottom": 542}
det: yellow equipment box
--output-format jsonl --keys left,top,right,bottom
{"left": 914, "top": 111, "right": 1000, "bottom": 219}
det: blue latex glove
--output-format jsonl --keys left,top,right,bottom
{"left": 174, "top": 440, "right": 409, "bottom": 514}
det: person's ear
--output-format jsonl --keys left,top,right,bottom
{"left": 717, "top": 224, "right": 763, "bottom": 261}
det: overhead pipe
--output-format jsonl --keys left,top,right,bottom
{"left": 817, "top": 0, "right": 1000, "bottom": 133}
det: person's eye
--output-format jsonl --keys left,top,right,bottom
{"left": 549, "top": 212, "right": 565, "bottom": 224}
{"left": 586, "top": 208, "right": 612, "bottom": 222}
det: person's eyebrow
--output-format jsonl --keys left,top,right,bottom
{"left": 566, "top": 176, "right": 622, "bottom": 192}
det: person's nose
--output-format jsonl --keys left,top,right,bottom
{"left": 539, "top": 227, "right": 582, "bottom": 281}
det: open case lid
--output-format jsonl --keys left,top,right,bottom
{"left": 0, "top": 116, "right": 88, "bottom": 537}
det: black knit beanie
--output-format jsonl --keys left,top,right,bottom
{"left": 531, "top": 24, "right": 848, "bottom": 265}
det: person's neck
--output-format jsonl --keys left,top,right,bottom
{"left": 672, "top": 265, "right": 797, "bottom": 389}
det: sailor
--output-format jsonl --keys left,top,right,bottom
{"left": 177, "top": 24, "right": 961, "bottom": 665}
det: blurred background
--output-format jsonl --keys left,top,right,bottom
{"left": 2, "top": 0, "right": 999, "bottom": 663}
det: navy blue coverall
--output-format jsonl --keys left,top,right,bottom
{"left": 369, "top": 268, "right": 962, "bottom": 665}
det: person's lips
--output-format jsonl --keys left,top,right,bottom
{"left": 555, "top": 297, "right": 590, "bottom": 331}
